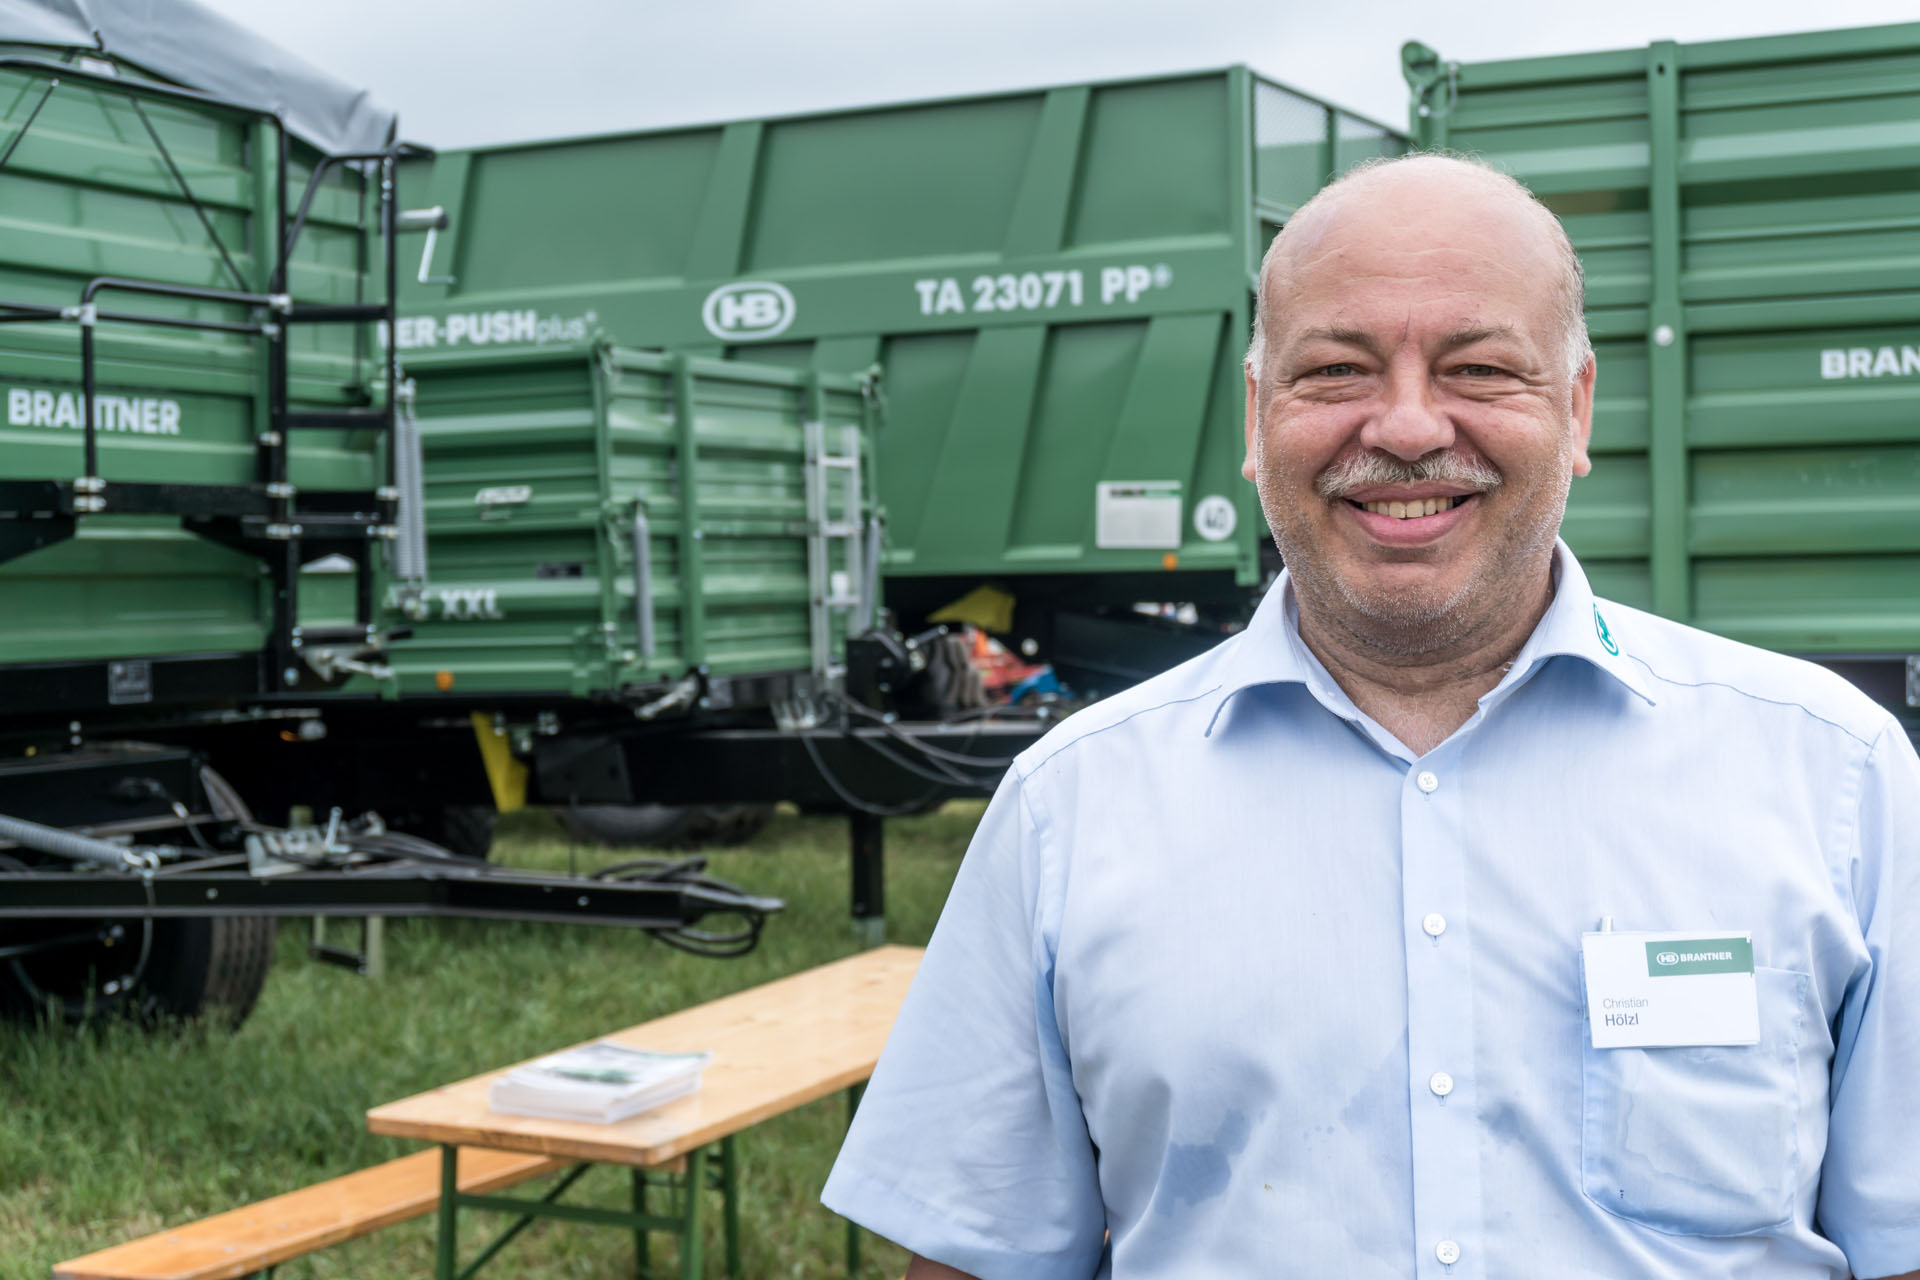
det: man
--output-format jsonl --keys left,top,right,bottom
{"left": 821, "top": 155, "right": 1919, "bottom": 1279}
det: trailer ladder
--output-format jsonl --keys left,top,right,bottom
{"left": 802, "top": 417, "right": 866, "bottom": 684}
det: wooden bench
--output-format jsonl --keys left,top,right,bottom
{"left": 56, "top": 945, "right": 922, "bottom": 1280}
{"left": 368, "top": 944, "right": 923, "bottom": 1279}
{"left": 52, "top": 1141, "right": 569, "bottom": 1279}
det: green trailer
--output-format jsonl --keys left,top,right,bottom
{"left": 1405, "top": 23, "right": 1920, "bottom": 731}
{"left": 363, "top": 340, "right": 879, "bottom": 703}
{"left": 0, "top": 29, "right": 396, "bottom": 713}
{"left": 393, "top": 68, "right": 1405, "bottom": 691}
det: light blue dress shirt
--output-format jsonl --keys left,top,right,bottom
{"left": 822, "top": 544, "right": 1920, "bottom": 1279}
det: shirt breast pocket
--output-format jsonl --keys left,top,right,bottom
{"left": 1580, "top": 966, "right": 1810, "bottom": 1237}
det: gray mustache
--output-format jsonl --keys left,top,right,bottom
{"left": 1314, "top": 451, "right": 1504, "bottom": 500}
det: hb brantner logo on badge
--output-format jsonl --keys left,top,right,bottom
{"left": 702, "top": 281, "right": 795, "bottom": 341}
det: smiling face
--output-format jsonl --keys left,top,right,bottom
{"left": 1243, "top": 160, "right": 1596, "bottom": 660}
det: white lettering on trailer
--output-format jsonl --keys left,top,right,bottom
{"left": 1100, "top": 264, "right": 1153, "bottom": 304}
{"left": 444, "top": 310, "right": 540, "bottom": 346}
{"left": 380, "top": 311, "right": 593, "bottom": 350}
{"left": 436, "top": 587, "right": 505, "bottom": 621}
{"left": 1820, "top": 345, "right": 1920, "bottom": 378}
{"left": 6, "top": 387, "right": 183, "bottom": 434}
{"left": 913, "top": 263, "right": 1172, "bottom": 317}
{"left": 914, "top": 278, "right": 968, "bottom": 315}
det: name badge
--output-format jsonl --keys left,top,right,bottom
{"left": 1580, "top": 930, "right": 1759, "bottom": 1048}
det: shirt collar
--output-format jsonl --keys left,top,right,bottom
{"left": 1204, "top": 540, "right": 1656, "bottom": 737}
{"left": 1506, "top": 541, "right": 1657, "bottom": 707}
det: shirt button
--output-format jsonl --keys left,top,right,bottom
{"left": 1423, "top": 913, "right": 1447, "bottom": 937}
{"left": 1416, "top": 770, "right": 1439, "bottom": 793}
{"left": 1436, "top": 1240, "right": 1462, "bottom": 1265}
{"left": 1429, "top": 1071, "right": 1455, "bottom": 1097}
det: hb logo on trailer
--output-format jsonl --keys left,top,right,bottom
{"left": 702, "top": 281, "right": 796, "bottom": 341}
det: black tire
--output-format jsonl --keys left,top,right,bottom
{"left": 160, "top": 767, "right": 274, "bottom": 1025}
{"left": 137, "top": 915, "right": 277, "bottom": 1028}
{"left": 389, "top": 805, "right": 497, "bottom": 859}
{"left": 0, "top": 875, "right": 275, "bottom": 1029}
{"left": 0, "top": 765, "right": 275, "bottom": 1029}
{"left": 556, "top": 803, "right": 774, "bottom": 850}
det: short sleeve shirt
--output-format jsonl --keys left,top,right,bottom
{"left": 822, "top": 544, "right": 1920, "bottom": 1280}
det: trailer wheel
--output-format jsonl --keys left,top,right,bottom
{"left": 0, "top": 866, "right": 276, "bottom": 1028}
{"left": 556, "top": 803, "right": 773, "bottom": 849}
{"left": 135, "top": 915, "right": 277, "bottom": 1027}
{"left": 0, "top": 766, "right": 277, "bottom": 1028}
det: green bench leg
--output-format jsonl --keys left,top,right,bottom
{"left": 425, "top": 1138, "right": 742, "bottom": 1280}
{"left": 721, "top": 1136, "right": 741, "bottom": 1278}
{"left": 845, "top": 1084, "right": 865, "bottom": 1276}
{"left": 634, "top": 1166, "right": 651, "bottom": 1278}
{"left": 680, "top": 1146, "right": 706, "bottom": 1280}
{"left": 437, "top": 1144, "right": 460, "bottom": 1280}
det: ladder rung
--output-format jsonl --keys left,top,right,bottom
{"left": 820, "top": 522, "right": 860, "bottom": 538}
{"left": 285, "top": 409, "right": 390, "bottom": 431}
{"left": 287, "top": 303, "right": 388, "bottom": 323}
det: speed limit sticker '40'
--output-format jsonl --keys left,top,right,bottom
{"left": 914, "top": 264, "right": 1173, "bottom": 317}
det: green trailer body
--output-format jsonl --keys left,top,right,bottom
{"left": 1407, "top": 24, "right": 1920, "bottom": 668}
{"left": 343, "top": 341, "right": 878, "bottom": 701}
{"left": 393, "top": 69, "right": 1403, "bottom": 675}
{"left": 0, "top": 45, "right": 394, "bottom": 714}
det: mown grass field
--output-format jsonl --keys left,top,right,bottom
{"left": 0, "top": 803, "right": 984, "bottom": 1280}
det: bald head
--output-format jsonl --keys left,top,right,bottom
{"left": 1247, "top": 154, "right": 1591, "bottom": 387}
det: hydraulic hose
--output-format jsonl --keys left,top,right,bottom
{"left": 0, "top": 813, "right": 141, "bottom": 869}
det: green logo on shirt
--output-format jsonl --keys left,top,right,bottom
{"left": 1645, "top": 937, "right": 1753, "bottom": 977}
{"left": 1594, "top": 606, "right": 1619, "bottom": 656}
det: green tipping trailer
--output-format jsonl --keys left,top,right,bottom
{"left": 292, "top": 339, "right": 884, "bottom": 853}
{"left": 394, "top": 68, "right": 1405, "bottom": 691}
{"left": 338, "top": 340, "right": 879, "bottom": 702}
{"left": 0, "top": 41, "right": 396, "bottom": 713}
{"left": 1406, "top": 24, "right": 1920, "bottom": 732}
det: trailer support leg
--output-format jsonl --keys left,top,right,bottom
{"left": 849, "top": 811, "right": 885, "bottom": 946}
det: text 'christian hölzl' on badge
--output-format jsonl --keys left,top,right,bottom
{"left": 1580, "top": 929, "right": 1760, "bottom": 1048}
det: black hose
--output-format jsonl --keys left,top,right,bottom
{"left": 586, "top": 856, "right": 775, "bottom": 957}
{"left": 835, "top": 694, "right": 1028, "bottom": 769}
{"left": 798, "top": 731, "right": 948, "bottom": 817}
{"left": 849, "top": 728, "right": 998, "bottom": 789}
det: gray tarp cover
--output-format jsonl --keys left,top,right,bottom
{"left": 0, "top": 0, "right": 394, "bottom": 154}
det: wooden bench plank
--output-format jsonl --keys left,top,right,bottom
{"left": 52, "top": 1146, "right": 566, "bottom": 1280}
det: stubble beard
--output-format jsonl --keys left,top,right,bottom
{"left": 1255, "top": 435, "right": 1574, "bottom": 665}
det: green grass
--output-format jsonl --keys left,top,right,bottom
{"left": 0, "top": 803, "right": 984, "bottom": 1280}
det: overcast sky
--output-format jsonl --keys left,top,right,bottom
{"left": 195, "top": 0, "right": 1918, "bottom": 148}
